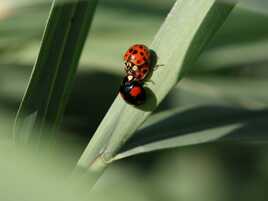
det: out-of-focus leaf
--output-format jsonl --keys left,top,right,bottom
{"left": 180, "top": 77, "right": 268, "bottom": 109}
{"left": 197, "top": 39, "right": 268, "bottom": 71}
{"left": 0, "top": 141, "right": 152, "bottom": 201}
{"left": 236, "top": 0, "right": 268, "bottom": 15}
{"left": 13, "top": 0, "right": 98, "bottom": 146}
{"left": 2, "top": 2, "right": 268, "bottom": 75}
{"left": 114, "top": 106, "right": 268, "bottom": 160}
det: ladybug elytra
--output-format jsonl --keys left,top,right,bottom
{"left": 123, "top": 44, "right": 151, "bottom": 82}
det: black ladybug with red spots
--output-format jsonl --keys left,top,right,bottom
{"left": 119, "top": 76, "right": 146, "bottom": 106}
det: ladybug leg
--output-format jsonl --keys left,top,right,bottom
{"left": 153, "top": 64, "right": 164, "bottom": 71}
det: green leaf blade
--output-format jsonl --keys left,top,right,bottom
{"left": 13, "top": 0, "right": 98, "bottom": 145}
{"left": 114, "top": 106, "right": 268, "bottom": 160}
{"left": 77, "top": 0, "right": 235, "bottom": 171}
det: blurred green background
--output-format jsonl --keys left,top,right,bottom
{"left": 0, "top": 0, "right": 268, "bottom": 200}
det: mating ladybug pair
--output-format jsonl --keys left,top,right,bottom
{"left": 119, "top": 44, "right": 154, "bottom": 106}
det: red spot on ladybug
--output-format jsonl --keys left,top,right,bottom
{"left": 130, "top": 86, "right": 142, "bottom": 97}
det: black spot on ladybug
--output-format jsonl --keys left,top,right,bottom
{"left": 129, "top": 48, "right": 133, "bottom": 53}
{"left": 137, "top": 60, "right": 141, "bottom": 64}
{"left": 133, "top": 50, "right": 138, "bottom": 54}
{"left": 140, "top": 52, "right": 144, "bottom": 56}
{"left": 139, "top": 45, "right": 143, "bottom": 49}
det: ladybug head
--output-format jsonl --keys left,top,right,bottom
{"left": 124, "top": 62, "right": 139, "bottom": 77}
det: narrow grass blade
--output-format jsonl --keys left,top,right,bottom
{"left": 197, "top": 39, "right": 268, "bottom": 71}
{"left": 113, "top": 106, "right": 268, "bottom": 160}
{"left": 115, "top": 124, "right": 241, "bottom": 160}
{"left": 232, "top": 0, "right": 268, "bottom": 15}
{"left": 181, "top": 77, "right": 268, "bottom": 109}
{"left": 77, "top": 0, "right": 235, "bottom": 173}
{"left": 13, "top": 0, "right": 98, "bottom": 146}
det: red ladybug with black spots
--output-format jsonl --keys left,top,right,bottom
{"left": 123, "top": 44, "right": 151, "bottom": 82}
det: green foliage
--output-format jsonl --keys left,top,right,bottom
{"left": 115, "top": 105, "right": 268, "bottom": 160}
{"left": 77, "top": 0, "right": 235, "bottom": 174}
{"left": 0, "top": 0, "right": 268, "bottom": 200}
{"left": 13, "top": 0, "right": 98, "bottom": 146}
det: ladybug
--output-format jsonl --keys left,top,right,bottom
{"left": 123, "top": 44, "right": 151, "bottom": 82}
{"left": 119, "top": 76, "right": 146, "bottom": 106}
